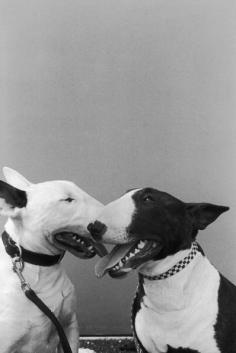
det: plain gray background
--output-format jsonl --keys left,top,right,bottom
{"left": 1, "top": 0, "right": 236, "bottom": 334}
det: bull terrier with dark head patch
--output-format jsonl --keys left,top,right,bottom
{"left": 0, "top": 167, "right": 106, "bottom": 353}
{"left": 88, "top": 188, "right": 233, "bottom": 353}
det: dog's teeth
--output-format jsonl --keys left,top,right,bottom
{"left": 138, "top": 241, "right": 145, "bottom": 249}
{"left": 88, "top": 246, "right": 93, "bottom": 251}
{"left": 152, "top": 243, "right": 157, "bottom": 248}
{"left": 134, "top": 248, "right": 140, "bottom": 254}
{"left": 72, "top": 235, "right": 77, "bottom": 240}
{"left": 119, "top": 260, "right": 123, "bottom": 266}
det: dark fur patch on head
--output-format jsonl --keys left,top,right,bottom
{"left": 129, "top": 188, "right": 193, "bottom": 260}
{"left": 123, "top": 187, "right": 228, "bottom": 262}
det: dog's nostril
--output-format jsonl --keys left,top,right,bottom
{"left": 87, "top": 221, "right": 107, "bottom": 238}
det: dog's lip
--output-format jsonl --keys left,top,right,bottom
{"left": 95, "top": 239, "right": 160, "bottom": 278}
{"left": 54, "top": 232, "right": 107, "bottom": 259}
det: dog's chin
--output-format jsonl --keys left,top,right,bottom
{"left": 95, "top": 239, "right": 162, "bottom": 278}
{"left": 53, "top": 232, "right": 107, "bottom": 259}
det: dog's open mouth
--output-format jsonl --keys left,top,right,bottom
{"left": 95, "top": 240, "right": 161, "bottom": 278}
{"left": 54, "top": 232, "right": 107, "bottom": 259}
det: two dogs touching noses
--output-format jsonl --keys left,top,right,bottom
{"left": 0, "top": 168, "right": 233, "bottom": 353}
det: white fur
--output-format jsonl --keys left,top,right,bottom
{"left": 3, "top": 166, "right": 32, "bottom": 189}
{"left": 0, "top": 168, "right": 103, "bottom": 353}
{"left": 136, "top": 251, "right": 221, "bottom": 353}
{"left": 96, "top": 189, "right": 139, "bottom": 244}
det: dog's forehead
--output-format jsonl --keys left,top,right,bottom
{"left": 124, "top": 188, "right": 161, "bottom": 200}
{"left": 130, "top": 187, "right": 183, "bottom": 206}
{"left": 122, "top": 188, "right": 141, "bottom": 200}
{"left": 27, "top": 180, "right": 86, "bottom": 199}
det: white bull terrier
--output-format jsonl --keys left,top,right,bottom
{"left": 0, "top": 167, "right": 105, "bottom": 353}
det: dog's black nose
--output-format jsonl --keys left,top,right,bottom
{"left": 87, "top": 221, "right": 107, "bottom": 239}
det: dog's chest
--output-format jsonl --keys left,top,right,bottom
{"left": 0, "top": 253, "right": 76, "bottom": 352}
{"left": 9, "top": 319, "right": 60, "bottom": 353}
{"left": 132, "top": 260, "right": 221, "bottom": 353}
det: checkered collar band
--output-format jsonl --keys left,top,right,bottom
{"left": 140, "top": 242, "right": 200, "bottom": 281}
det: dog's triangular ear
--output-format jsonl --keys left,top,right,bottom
{"left": 3, "top": 167, "right": 32, "bottom": 190}
{"left": 186, "top": 203, "right": 229, "bottom": 230}
{"left": 0, "top": 180, "right": 27, "bottom": 217}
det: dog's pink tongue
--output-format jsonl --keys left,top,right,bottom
{"left": 95, "top": 243, "right": 134, "bottom": 278}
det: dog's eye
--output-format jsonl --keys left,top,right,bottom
{"left": 62, "top": 197, "right": 75, "bottom": 203}
{"left": 143, "top": 195, "right": 154, "bottom": 202}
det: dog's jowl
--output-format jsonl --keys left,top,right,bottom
{"left": 88, "top": 188, "right": 233, "bottom": 353}
{"left": 0, "top": 167, "right": 105, "bottom": 353}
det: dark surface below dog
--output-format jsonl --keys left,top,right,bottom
{"left": 80, "top": 338, "right": 136, "bottom": 352}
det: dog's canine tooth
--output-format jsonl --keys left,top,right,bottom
{"left": 138, "top": 241, "right": 145, "bottom": 249}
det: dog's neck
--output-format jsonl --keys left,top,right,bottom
{"left": 139, "top": 246, "right": 195, "bottom": 278}
{"left": 5, "top": 218, "right": 62, "bottom": 256}
{"left": 138, "top": 248, "right": 211, "bottom": 312}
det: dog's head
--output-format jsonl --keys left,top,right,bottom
{"left": 0, "top": 167, "right": 106, "bottom": 258}
{"left": 88, "top": 188, "right": 229, "bottom": 278}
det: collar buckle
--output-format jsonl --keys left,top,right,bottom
{"left": 12, "top": 256, "right": 31, "bottom": 291}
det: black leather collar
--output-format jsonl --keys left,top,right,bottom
{"left": 2, "top": 231, "right": 64, "bottom": 266}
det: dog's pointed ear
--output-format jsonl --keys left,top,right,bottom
{"left": 3, "top": 167, "right": 32, "bottom": 190}
{"left": 186, "top": 203, "right": 229, "bottom": 230}
{"left": 0, "top": 180, "right": 27, "bottom": 217}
